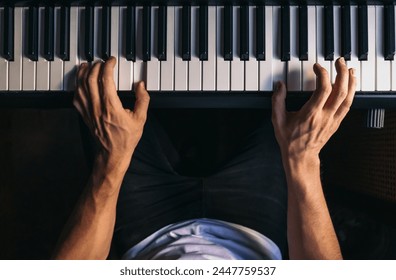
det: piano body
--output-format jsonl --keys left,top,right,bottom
{"left": 0, "top": 0, "right": 395, "bottom": 126}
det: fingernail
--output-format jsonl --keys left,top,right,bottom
{"left": 351, "top": 68, "right": 355, "bottom": 76}
{"left": 339, "top": 57, "right": 345, "bottom": 64}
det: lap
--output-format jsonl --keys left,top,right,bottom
{"left": 113, "top": 112, "right": 288, "bottom": 256}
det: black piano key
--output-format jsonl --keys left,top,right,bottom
{"left": 299, "top": 5, "right": 308, "bottom": 61}
{"left": 341, "top": 5, "right": 351, "bottom": 60}
{"left": 224, "top": 5, "right": 233, "bottom": 61}
{"left": 182, "top": 6, "right": 191, "bottom": 61}
{"left": 43, "top": 6, "right": 54, "bottom": 61}
{"left": 126, "top": 6, "right": 135, "bottom": 61}
{"left": 240, "top": 6, "right": 249, "bottom": 61}
{"left": 158, "top": 6, "right": 167, "bottom": 61}
{"left": 199, "top": 5, "right": 208, "bottom": 61}
{"left": 101, "top": 6, "right": 111, "bottom": 60}
{"left": 384, "top": 4, "right": 395, "bottom": 61}
{"left": 358, "top": 5, "right": 368, "bottom": 61}
{"left": 142, "top": 6, "right": 151, "bottom": 62}
{"left": 4, "top": 6, "right": 14, "bottom": 61}
{"left": 324, "top": 5, "right": 334, "bottom": 60}
{"left": 256, "top": 6, "right": 265, "bottom": 61}
{"left": 60, "top": 6, "right": 70, "bottom": 61}
{"left": 85, "top": 6, "right": 94, "bottom": 62}
{"left": 27, "top": 6, "right": 38, "bottom": 61}
{"left": 281, "top": 5, "right": 290, "bottom": 61}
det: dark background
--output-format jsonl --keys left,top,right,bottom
{"left": 0, "top": 108, "right": 395, "bottom": 259}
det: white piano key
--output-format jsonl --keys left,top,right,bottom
{"left": 134, "top": 7, "right": 146, "bottom": 87}
{"left": 9, "top": 7, "right": 23, "bottom": 90}
{"left": 64, "top": 7, "right": 79, "bottom": 91}
{"left": 174, "top": 6, "right": 188, "bottom": 90}
{"left": 245, "top": 6, "right": 258, "bottom": 91}
{"left": 111, "top": 6, "right": 119, "bottom": 89}
{"left": 36, "top": 7, "right": 50, "bottom": 90}
{"left": 316, "top": 6, "right": 331, "bottom": 80}
{"left": 202, "top": 6, "right": 216, "bottom": 91}
{"left": 0, "top": 57, "right": 8, "bottom": 90}
{"left": 160, "top": 6, "right": 175, "bottom": 91}
{"left": 259, "top": 6, "right": 273, "bottom": 91}
{"left": 347, "top": 6, "right": 360, "bottom": 91}
{"left": 133, "top": 61, "right": 145, "bottom": 87}
{"left": 376, "top": 5, "right": 391, "bottom": 91}
{"left": 231, "top": 6, "right": 244, "bottom": 91}
{"left": 188, "top": 6, "right": 202, "bottom": 91}
{"left": 146, "top": 7, "right": 160, "bottom": 91}
{"left": 216, "top": 6, "right": 230, "bottom": 90}
{"left": 302, "top": 6, "right": 316, "bottom": 91}
{"left": 0, "top": 8, "right": 9, "bottom": 90}
{"left": 118, "top": 6, "right": 133, "bottom": 91}
{"left": 287, "top": 6, "right": 301, "bottom": 91}
{"left": 50, "top": 7, "right": 64, "bottom": 90}
{"left": 331, "top": 5, "right": 341, "bottom": 83}
{"left": 272, "top": 6, "right": 287, "bottom": 87}
{"left": 361, "top": 6, "right": 375, "bottom": 91}
{"left": 22, "top": 7, "right": 36, "bottom": 90}
{"left": 392, "top": 5, "right": 396, "bottom": 91}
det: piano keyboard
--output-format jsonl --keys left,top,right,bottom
{"left": 0, "top": 4, "right": 396, "bottom": 110}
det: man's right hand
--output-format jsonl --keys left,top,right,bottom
{"left": 271, "top": 57, "right": 356, "bottom": 164}
{"left": 271, "top": 57, "right": 356, "bottom": 259}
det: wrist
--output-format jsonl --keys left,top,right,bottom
{"left": 282, "top": 153, "right": 322, "bottom": 192}
{"left": 94, "top": 150, "right": 133, "bottom": 177}
{"left": 282, "top": 153, "right": 320, "bottom": 174}
{"left": 87, "top": 152, "right": 132, "bottom": 198}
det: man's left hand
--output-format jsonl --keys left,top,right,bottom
{"left": 73, "top": 57, "right": 150, "bottom": 173}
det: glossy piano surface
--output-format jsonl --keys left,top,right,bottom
{"left": 1, "top": 91, "right": 396, "bottom": 110}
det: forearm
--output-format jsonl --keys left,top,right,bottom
{"left": 284, "top": 155, "right": 342, "bottom": 260}
{"left": 53, "top": 154, "right": 129, "bottom": 260}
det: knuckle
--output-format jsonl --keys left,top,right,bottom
{"left": 343, "top": 99, "right": 353, "bottom": 108}
{"left": 322, "top": 84, "right": 332, "bottom": 94}
{"left": 319, "top": 67, "right": 328, "bottom": 77}
{"left": 338, "top": 90, "right": 348, "bottom": 99}
{"left": 88, "top": 75, "right": 97, "bottom": 86}
{"left": 141, "top": 95, "right": 150, "bottom": 103}
{"left": 138, "top": 114, "right": 147, "bottom": 124}
{"left": 340, "top": 66, "right": 348, "bottom": 76}
{"left": 101, "top": 76, "right": 113, "bottom": 86}
{"left": 333, "top": 117, "right": 342, "bottom": 128}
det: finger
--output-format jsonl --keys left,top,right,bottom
{"left": 133, "top": 81, "right": 150, "bottom": 123}
{"left": 303, "top": 63, "right": 332, "bottom": 112}
{"left": 73, "top": 96, "right": 91, "bottom": 127}
{"left": 271, "top": 81, "right": 287, "bottom": 128}
{"left": 100, "top": 56, "right": 123, "bottom": 110}
{"left": 87, "top": 61, "right": 103, "bottom": 116}
{"left": 324, "top": 57, "right": 349, "bottom": 113}
{"left": 77, "top": 63, "right": 89, "bottom": 95}
{"left": 75, "top": 64, "right": 91, "bottom": 121}
{"left": 334, "top": 68, "right": 356, "bottom": 121}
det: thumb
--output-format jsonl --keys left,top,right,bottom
{"left": 133, "top": 81, "right": 150, "bottom": 122}
{"left": 272, "top": 81, "right": 287, "bottom": 127}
